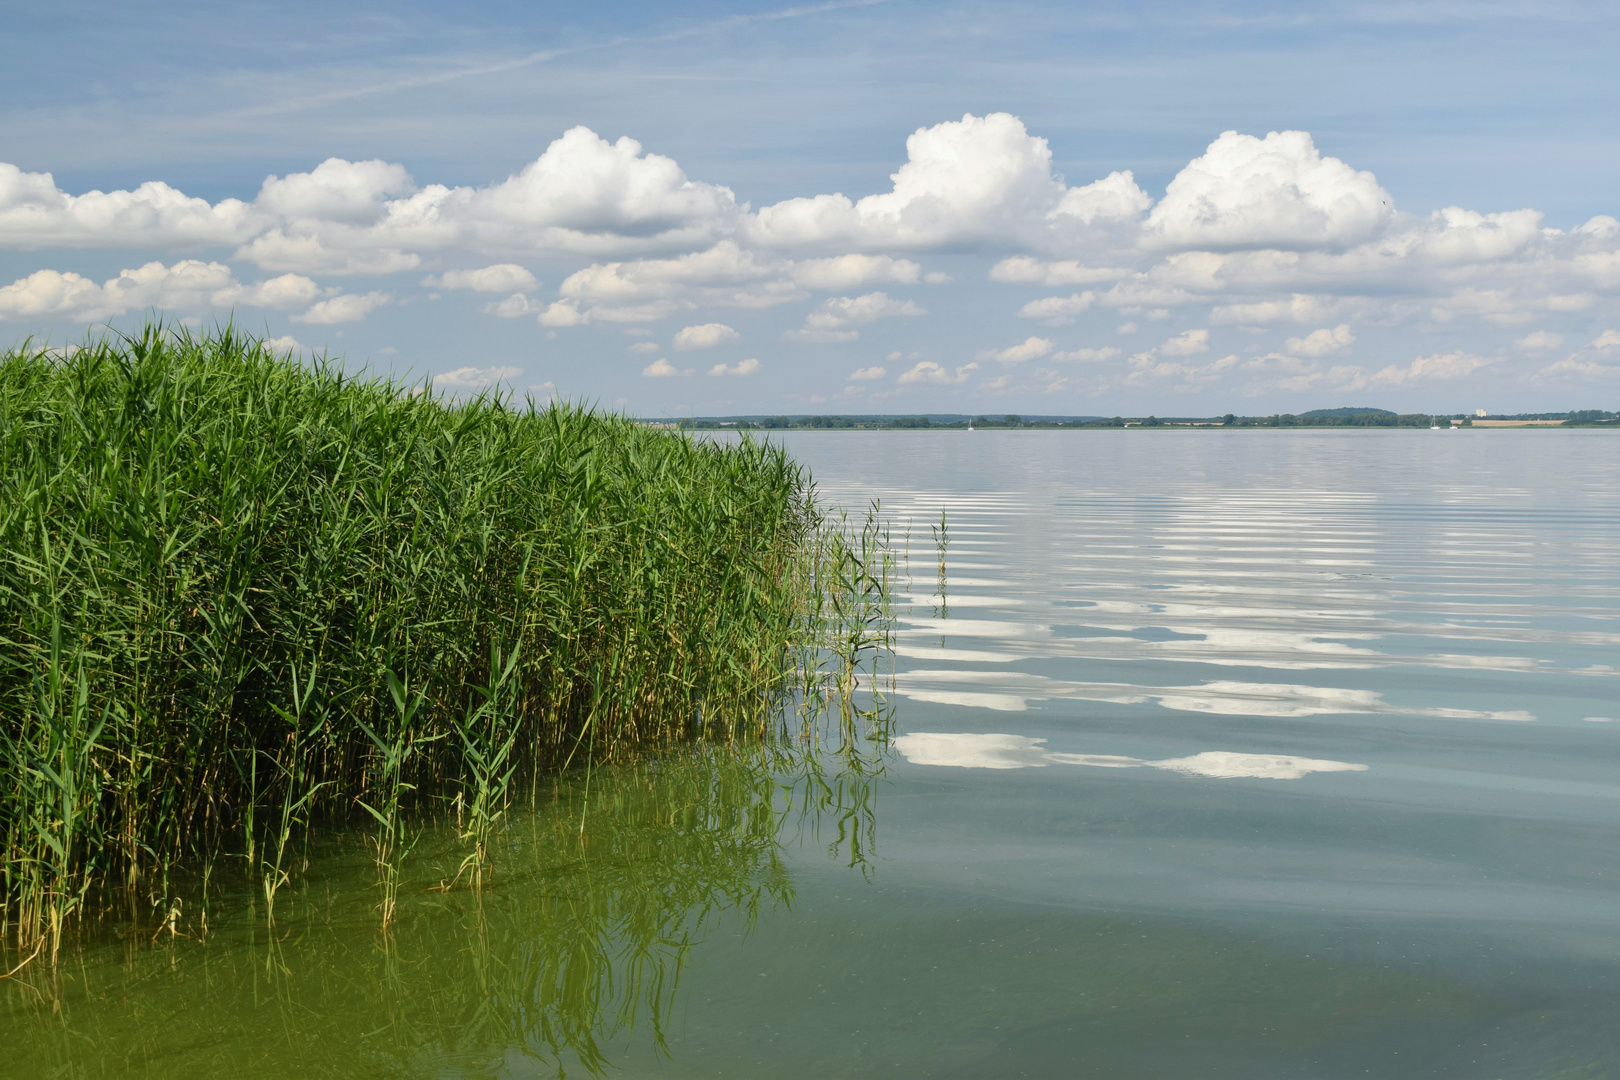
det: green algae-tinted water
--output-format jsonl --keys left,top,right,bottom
{"left": 1, "top": 743, "right": 877, "bottom": 1078}
{"left": 6, "top": 429, "right": 1620, "bottom": 1078}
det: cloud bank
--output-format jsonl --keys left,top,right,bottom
{"left": 4, "top": 113, "right": 1619, "bottom": 401}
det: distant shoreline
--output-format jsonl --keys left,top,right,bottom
{"left": 645, "top": 409, "right": 1619, "bottom": 432}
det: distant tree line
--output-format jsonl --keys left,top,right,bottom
{"left": 662, "top": 408, "right": 1619, "bottom": 431}
{"left": 1225, "top": 411, "right": 1433, "bottom": 428}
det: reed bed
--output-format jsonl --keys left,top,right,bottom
{"left": 0, "top": 323, "right": 890, "bottom": 963}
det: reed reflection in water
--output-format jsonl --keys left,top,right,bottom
{"left": 0, "top": 701, "right": 892, "bottom": 1079}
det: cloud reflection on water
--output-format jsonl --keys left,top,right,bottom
{"left": 894, "top": 732, "right": 1369, "bottom": 779}
{"left": 893, "top": 670, "right": 1537, "bottom": 722}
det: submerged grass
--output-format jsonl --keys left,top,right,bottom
{"left": 0, "top": 721, "right": 892, "bottom": 1078}
{"left": 0, "top": 323, "right": 891, "bottom": 961}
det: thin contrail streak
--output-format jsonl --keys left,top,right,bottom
{"left": 232, "top": 0, "right": 889, "bottom": 120}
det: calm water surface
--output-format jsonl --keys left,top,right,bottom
{"left": 5, "top": 430, "right": 1619, "bottom": 1078}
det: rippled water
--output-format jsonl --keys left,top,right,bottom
{"left": 744, "top": 428, "right": 1620, "bottom": 1079}
{"left": 6, "top": 429, "right": 1618, "bottom": 1078}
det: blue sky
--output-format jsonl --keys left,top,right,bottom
{"left": 4, "top": 0, "right": 1619, "bottom": 415}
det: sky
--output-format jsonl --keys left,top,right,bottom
{"left": 3, "top": 0, "right": 1619, "bottom": 416}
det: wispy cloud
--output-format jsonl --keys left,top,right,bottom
{"left": 228, "top": 0, "right": 891, "bottom": 119}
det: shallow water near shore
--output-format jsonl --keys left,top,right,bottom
{"left": 6, "top": 429, "right": 1620, "bottom": 1078}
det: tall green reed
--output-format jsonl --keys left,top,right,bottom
{"left": 450, "top": 643, "right": 523, "bottom": 891}
{"left": 357, "top": 668, "right": 429, "bottom": 927}
{"left": 0, "top": 322, "right": 889, "bottom": 955}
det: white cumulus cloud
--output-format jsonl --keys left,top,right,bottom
{"left": 1211, "top": 294, "right": 1346, "bottom": 325}
{"left": 551, "top": 247, "right": 931, "bottom": 324}
{"left": 0, "top": 269, "right": 109, "bottom": 321}
{"left": 435, "top": 365, "right": 522, "bottom": 388}
{"left": 1050, "top": 346, "right": 1120, "bottom": 363}
{"left": 0, "top": 259, "right": 262, "bottom": 322}
{"left": 1364, "top": 351, "right": 1496, "bottom": 386}
{"left": 422, "top": 264, "right": 539, "bottom": 293}
{"left": 1539, "top": 356, "right": 1618, "bottom": 379}
{"left": 789, "top": 254, "right": 921, "bottom": 290}
{"left": 750, "top": 113, "right": 1067, "bottom": 250}
{"left": 642, "top": 357, "right": 693, "bottom": 377}
{"left": 1124, "top": 351, "right": 1239, "bottom": 389}
{"left": 291, "top": 291, "right": 393, "bottom": 324}
{"left": 536, "top": 300, "right": 588, "bottom": 327}
{"left": 848, "top": 365, "right": 887, "bottom": 380}
{"left": 230, "top": 273, "right": 322, "bottom": 311}
{"left": 480, "top": 293, "right": 545, "bottom": 318}
{"left": 1285, "top": 323, "right": 1355, "bottom": 357}
{"left": 0, "top": 128, "right": 743, "bottom": 275}
{"left": 557, "top": 241, "right": 796, "bottom": 316}
{"left": 464, "top": 127, "right": 739, "bottom": 248}
{"left": 1515, "top": 330, "right": 1565, "bottom": 350}
{"left": 783, "top": 291, "right": 925, "bottom": 342}
{"left": 235, "top": 230, "right": 421, "bottom": 277}
{"left": 256, "top": 158, "right": 413, "bottom": 221}
{"left": 673, "top": 322, "right": 740, "bottom": 351}
{"left": 1145, "top": 130, "right": 1393, "bottom": 249}
{"left": 978, "top": 336, "right": 1054, "bottom": 364}
{"left": 990, "top": 257, "right": 1131, "bottom": 285}
{"left": 708, "top": 357, "right": 760, "bottom": 376}
{"left": 240, "top": 131, "right": 742, "bottom": 273}
{"left": 1159, "top": 328, "right": 1210, "bottom": 356}
{"left": 1050, "top": 170, "right": 1153, "bottom": 226}
{"left": 1017, "top": 292, "right": 1094, "bottom": 324}
{"left": 0, "top": 164, "right": 262, "bottom": 249}
{"left": 897, "top": 360, "right": 978, "bottom": 385}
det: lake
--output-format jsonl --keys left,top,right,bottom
{"left": 5, "top": 429, "right": 1618, "bottom": 1078}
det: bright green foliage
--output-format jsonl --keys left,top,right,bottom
{"left": 0, "top": 324, "right": 838, "bottom": 950}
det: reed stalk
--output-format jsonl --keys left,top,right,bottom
{"left": 449, "top": 643, "right": 522, "bottom": 890}
{"left": 262, "top": 663, "right": 329, "bottom": 922}
{"left": 932, "top": 508, "right": 950, "bottom": 619}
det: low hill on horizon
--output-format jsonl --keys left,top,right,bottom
{"left": 1300, "top": 407, "right": 1398, "bottom": 419}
